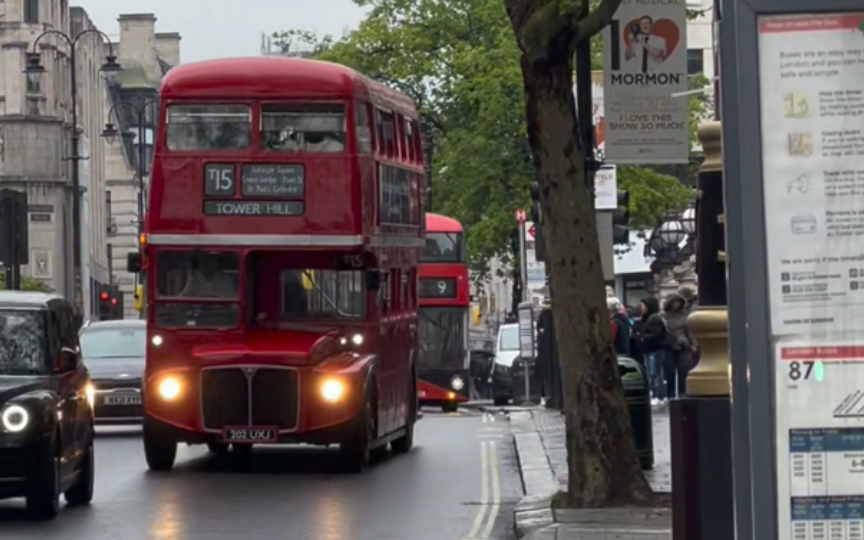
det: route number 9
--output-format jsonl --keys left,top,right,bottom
{"left": 437, "top": 281, "right": 447, "bottom": 294}
{"left": 789, "top": 361, "right": 814, "bottom": 381}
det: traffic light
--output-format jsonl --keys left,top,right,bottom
{"left": 98, "top": 286, "right": 122, "bottom": 320}
{"left": 612, "top": 190, "right": 630, "bottom": 245}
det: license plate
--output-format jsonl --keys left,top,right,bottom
{"left": 221, "top": 427, "right": 278, "bottom": 443}
{"left": 103, "top": 394, "right": 141, "bottom": 406}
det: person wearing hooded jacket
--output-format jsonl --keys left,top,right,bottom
{"left": 607, "top": 297, "right": 631, "bottom": 356}
{"left": 661, "top": 292, "right": 698, "bottom": 399}
{"left": 635, "top": 296, "right": 666, "bottom": 402}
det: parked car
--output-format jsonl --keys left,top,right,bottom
{"left": 80, "top": 319, "right": 145, "bottom": 423}
{"left": 0, "top": 291, "right": 95, "bottom": 520}
{"left": 491, "top": 323, "right": 519, "bottom": 405}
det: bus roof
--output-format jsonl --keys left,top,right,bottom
{"left": 425, "top": 213, "right": 462, "bottom": 233}
{"left": 160, "top": 56, "right": 418, "bottom": 117}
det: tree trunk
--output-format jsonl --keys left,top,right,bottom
{"left": 519, "top": 56, "right": 654, "bottom": 506}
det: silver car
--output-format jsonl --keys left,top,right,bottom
{"left": 79, "top": 319, "right": 145, "bottom": 424}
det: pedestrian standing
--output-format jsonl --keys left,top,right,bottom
{"left": 635, "top": 296, "right": 666, "bottom": 404}
{"left": 661, "top": 292, "right": 698, "bottom": 399}
{"left": 607, "top": 297, "right": 631, "bottom": 356}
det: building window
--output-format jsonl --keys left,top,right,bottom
{"left": 24, "top": 0, "right": 39, "bottom": 23}
{"left": 687, "top": 49, "right": 704, "bottom": 75}
{"left": 26, "top": 97, "right": 39, "bottom": 116}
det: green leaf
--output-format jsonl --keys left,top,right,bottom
{"left": 0, "top": 275, "right": 52, "bottom": 292}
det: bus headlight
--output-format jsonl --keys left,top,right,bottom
{"left": 451, "top": 375, "right": 464, "bottom": 391}
{"left": 157, "top": 376, "right": 182, "bottom": 401}
{"left": 321, "top": 379, "right": 345, "bottom": 403}
{"left": 2, "top": 405, "right": 29, "bottom": 432}
{"left": 351, "top": 334, "right": 363, "bottom": 345}
{"left": 85, "top": 383, "right": 95, "bottom": 408}
{"left": 151, "top": 335, "right": 163, "bottom": 347}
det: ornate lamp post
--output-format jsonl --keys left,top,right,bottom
{"left": 24, "top": 30, "right": 122, "bottom": 310}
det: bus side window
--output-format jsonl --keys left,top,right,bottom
{"left": 404, "top": 119, "right": 415, "bottom": 163}
{"left": 355, "top": 102, "right": 372, "bottom": 154}
{"left": 411, "top": 120, "right": 422, "bottom": 166}
{"left": 395, "top": 114, "right": 406, "bottom": 161}
{"left": 376, "top": 109, "right": 394, "bottom": 158}
{"left": 377, "top": 272, "right": 391, "bottom": 313}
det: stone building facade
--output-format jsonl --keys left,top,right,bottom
{"left": 0, "top": 3, "right": 178, "bottom": 319}
{"left": 105, "top": 14, "right": 180, "bottom": 317}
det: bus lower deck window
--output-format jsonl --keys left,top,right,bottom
{"left": 261, "top": 103, "right": 346, "bottom": 152}
{"left": 165, "top": 104, "right": 250, "bottom": 150}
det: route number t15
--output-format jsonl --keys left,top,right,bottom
{"left": 788, "top": 361, "right": 814, "bottom": 381}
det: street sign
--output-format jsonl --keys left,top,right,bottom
{"left": 515, "top": 209, "right": 526, "bottom": 223}
{"left": 722, "top": 3, "right": 864, "bottom": 540}
{"left": 527, "top": 224, "right": 536, "bottom": 239}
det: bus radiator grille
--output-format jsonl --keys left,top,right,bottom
{"left": 201, "top": 368, "right": 249, "bottom": 430}
{"left": 251, "top": 369, "right": 299, "bottom": 430}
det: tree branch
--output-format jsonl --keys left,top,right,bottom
{"left": 576, "top": 0, "right": 625, "bottom": 41}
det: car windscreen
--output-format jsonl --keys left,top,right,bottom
{"left": 498, "top": 325, "right": 519, "bottom": 351}
{"left": 0, "top": 310, "right": 46, "bottom": 374}
{"left": 80, "top": 326, "right": 146, "bottom": 358}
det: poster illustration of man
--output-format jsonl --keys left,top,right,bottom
{"left": 624, "top": 16, "right": 674, "bottom": 73}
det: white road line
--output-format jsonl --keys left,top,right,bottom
{"left": 465, "top": 441, "right": 489, "bottom": 539}
{"left": 480, "top": 442, "right": 501, "bottom": 538}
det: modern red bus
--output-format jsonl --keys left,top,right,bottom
{"left": 417, "top": 213, "right": 470, "bottom": 412}
{"left": 130, "top": 56, "right": 425, "bottom": 473}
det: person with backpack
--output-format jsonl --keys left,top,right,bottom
{"left": 661, "top": 292, "right": 698, "bottom": 399}
{"left": 607, "top": 297, "right": 631, "bottom": 356}
{"left": 636, "top": 296, "right": 666, "bottom": 404}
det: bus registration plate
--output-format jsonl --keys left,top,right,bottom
{"left": 221, "top": 427, "right": 278, "bottom": 443}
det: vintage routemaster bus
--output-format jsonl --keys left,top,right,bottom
{"left": 130, "top": 56, "right": 425, "bottom": 472}
{"left": 417, "top": 213, "right": 470, "bottom": 412}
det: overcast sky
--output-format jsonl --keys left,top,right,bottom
{"left": 76, "top": 0, "right": 367, "bottom": 63}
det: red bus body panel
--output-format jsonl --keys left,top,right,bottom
{"left": 143, "top": 57, "right": 424, "bottom": 445}
{"left": 417, "top": 213, "right": 470, "bottom": 405}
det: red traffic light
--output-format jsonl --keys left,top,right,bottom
{"left": 100, "top": 292, "right": 109, "bottom": 301}
{"left": 111, "top": 298, "right": 118, "bottom": 306}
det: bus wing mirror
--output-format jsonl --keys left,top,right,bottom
{"left": 365, "top": 270, "right": 381, "bottom": 291}
{"left": 127, "top": 252, "right": 141, "bottom": 273}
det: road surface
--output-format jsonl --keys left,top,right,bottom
{"left": 0, "top": 409, "right": 522, "bottom": 540}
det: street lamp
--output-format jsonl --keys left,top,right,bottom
{"left": 681, "top": 206, "right": 696, "bottom": 236}
{"left": 24, "top": 30, "right": 123, "bottom": 311}
{"left": 648, "top": 214, "right": 694, "bottom": 267}
{"left": 101, "top": 99, "right": 158, "bottom": 235}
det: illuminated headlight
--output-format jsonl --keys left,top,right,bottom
{"left": 451, "top": 375, "right": 465, "bottom": 391}
{"left": 157, "top": 376, "right": 182, "bottom": 401}
{"left": 339, "top": 337, "right": 348, "bottom": 345}
{"left": 351, "top": 334, "right": 363, "bottom": 345}
{"left": 321, "top": 379, "right": 345, "bottom": 403}
{"left": 2, "top": 405, "right": 29, "bottom": 432}
{"left": 152, "top": 335, "right": 163, "bottom": 347}
{"left": 85, "top": 383, "right": 95, "bottom": 408}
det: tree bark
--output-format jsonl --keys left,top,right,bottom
{"left": 515, "top": 52, "right": 654, "bottom": 506}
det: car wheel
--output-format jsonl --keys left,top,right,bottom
{"left": 441, "top": 401, "right": 458, "bottom": 413}
{"left": 26, "top": 436, "right": 60, "bottom": 520}
{"left": 143, "top": 417, "right": 177, "bottom": 471}
{"left": 65, "top": 438, "right": 94, "bottom": 505}
{"left": 207, "top": 442, "right": 230, "bottom": 454}
{"left": 340, "top": 387, "right": 375, "bottom": 473}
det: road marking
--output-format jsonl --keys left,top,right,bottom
{"left": 465, "top": 441, "right": 489, "bottom": 539}
{"left": 480, "top": 442, "right": 500, "bottom": 538}
{"left": 463, "top": 440, "right": 501, "bottom": 539}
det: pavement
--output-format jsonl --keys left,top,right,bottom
{"left": 508, "top": 405, "right": 673, "bottom": 540}
{"left": 0, "top": 408, "right": 523, "bottom": 540}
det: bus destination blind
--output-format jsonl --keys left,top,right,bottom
{"left": 241, "top": 164, "right": 304, "bottom": 197}
{"left": 203, "top": 200, "right": 304, "bottom": 216}
{"left": 419, "top": 278, "right": 457, "bottom": 298}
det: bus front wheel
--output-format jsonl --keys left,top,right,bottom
{"left": 143, "top": 417, "right": 177, "bottom": 472}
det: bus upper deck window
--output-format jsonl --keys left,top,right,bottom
{"left": 165, "top": 104, "right": 250, "bottom": 150}
{"left": 261, "top": 103, "right": 346, "bottom": 152}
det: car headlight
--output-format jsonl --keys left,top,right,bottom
{"left": 321, "top": 379, "right": 345, "bottom": 403}
{"left": 2, "top": 405, "right": 30, "bottom": 432}
{"left": 157, "top": 376, "right": 182, "bottom": 401}
{"left": 85, "top": 383, "right": 95, "bottom": 408}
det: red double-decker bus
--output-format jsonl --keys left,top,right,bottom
{"left": 417, "top": 213, "right": 470, "bottom": 412}
{"left": 131, "top": 57, "right": 425, "bottom": 472}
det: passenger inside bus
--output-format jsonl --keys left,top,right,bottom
{"left": 260, "top": 103, "right": 346, "bottom": 152}
{"left": 156, "top": 252, "right": 238, "bottom": 299}
{"left": 178, "top": 256, "right": 237, "bottom": 298}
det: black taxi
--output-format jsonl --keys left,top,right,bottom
{"left": 0, "top": 291, "right": 95, "bottom": 519}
